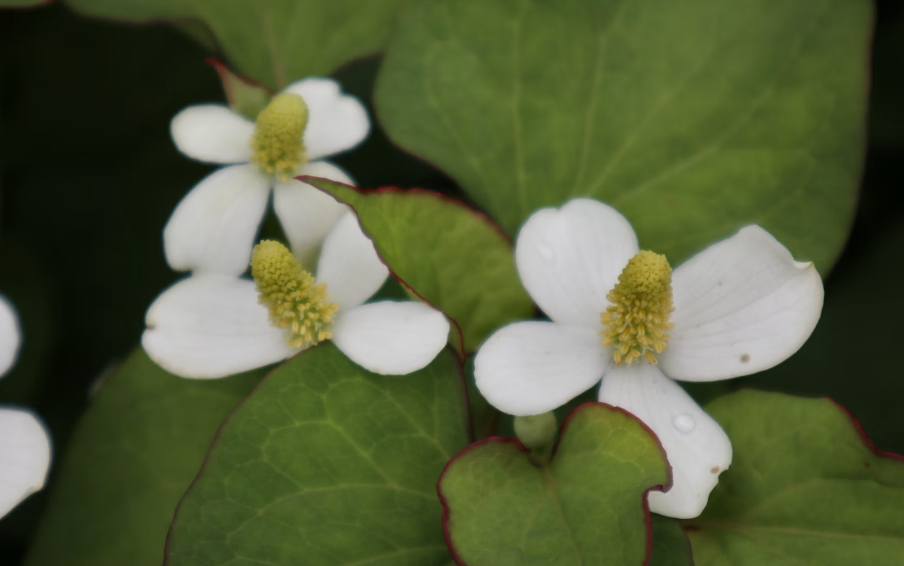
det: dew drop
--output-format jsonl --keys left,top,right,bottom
{"left": 672, "top": 413, "right": 696, "bottom": 433}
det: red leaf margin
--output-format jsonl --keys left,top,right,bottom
{"left": 679, "top": 390, "right": 904, "bottom": 548}
{"left": 299, "top": 177, "right": 521, "bottom": 355}
{"left": 163, "top": 344, "right": 470, "bottom": 565}
{"left": 437, "top": 401, "right": 675, "bottom": 566}
{"left": 830, "top": 398, "right": 904, "bottom": 464}
{"left": 300, "top": 177, "right": 526, "bottom": 440}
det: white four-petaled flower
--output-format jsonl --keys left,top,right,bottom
{"left": 166, "top": 77, "right": 369, "bottom": 275}
{"left": 0, "top": 294, "right": 51, "bottom": 520}
{"left": 475, "top": 198, "right": 823, "bottom": 519}
{"left": 143, "top": 212, "right": 450, "bottom": 379}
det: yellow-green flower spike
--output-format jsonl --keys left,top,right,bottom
{"left": 249, "top": 93, "right": 309, "bottom": 180}
{"left": 251, "top": 240, "right": 338, "bottom": 349}
{"left": 601, "top": 250, "right": 675, "bottom": 366}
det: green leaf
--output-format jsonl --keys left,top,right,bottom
{"left": 22, "top": 349, "right": 263, "bottom": 566}
{"left": 650, "top": 515, "right": 694, "bottom": 566}
{"left": 686, "top": 390, "right": 904, "bottom": 565}
{"left": 306, "top": 178, "right": 535, "bottom": 352}
{"left": 0, "top": 0, "right": 49, "bottom": 7}
{"left": 376, "top": 0, "right": 871, "bottom": 271}
{"left": 64, "top": 0, "right": 404, "bottom": 88}
{"left": 166, "top": 342, "right": 469, "bottom": 566}
{"left": 439, "top": 403, "right": 669, "bottom": 566}
{"left": 207, "top": 58, "right": 271, "bottom": 120}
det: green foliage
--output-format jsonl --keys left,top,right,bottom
{"left": 64, "top": 0, "right": 404, "bottom": 88}
{"left": 439, "top": 403, "right": 669, "bottom": 566}
{"left": 207, "top": 59, "right": 271, "bottom": 120}
{"left": 307, "top": 179, "right": 535, "bottom": 352}
{"left": 22, "top": 349, "right": 263, "bottom": 566}
{"left": 1, "top": 2, "right": 899, "bottom": 565}
{"left": 0, "top": 0, "right": 49, "bottom": 7}
{"left": 650, "top": 515, "right": 693, "bottom": 566}
{"left": 686, "top": 390, "right": 904, "bottom": 565}
{"left": 166, "top": 342, "right": 469, "bottom": 566}
{"left": 376, "top": 0, "right": 871, "bottom": 271}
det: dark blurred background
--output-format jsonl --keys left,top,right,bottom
{"left": 0, "top": 0, "right": 901, "bottom": 562}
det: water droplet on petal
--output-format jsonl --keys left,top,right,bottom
{"left": 672, "top": 413, "right": 696, "bottom": 433}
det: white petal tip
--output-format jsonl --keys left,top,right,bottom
{"left": 332, "top": 301, "right": 450, "bottom": 376}
{"left": 0, "top": 295, "right": 22, "bottom": 379}
{"left": 0, "top": 409, "right": 52, "bottom": 519}
{"left": 474, "top": 321, "right": 608, "bottom": 416}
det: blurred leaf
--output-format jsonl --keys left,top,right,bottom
{"left": 650, "top": 515, "right": 693, "bottom": 566}
{"left": 439, "top": 403, "right": 669, "bottom": 566}
{"left": 22, "top": 348, "right": 263, "bottom": 566}
{"left": 64, "top": 0, "right": 405, "bottom": 89}
{"left": 166, "top": 343, "right": 468, "bottom": 566}
{"left": 686, "top": 390, "right": 904, "bottom": 565}
{"left": 377, "top": 0, "right": 871, "bottom": 271}
{"left": 0, "top": 0, "right": 51, "bottom": 7}
{"left": 307, "top": 178, "right": 534, "bottom": 352}
{"left": 207, "top": 58, "right": 271, "bottom": 120}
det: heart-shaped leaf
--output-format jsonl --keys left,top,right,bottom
{"left": 376, "top": 0, "right": 871, "bottom": 271}
{"left": 439, "top": 403, "right": 670, "bottom": 566}
{"left": 166, "top": 342, "right": 469, "bottom": 566}
{"left": 687, "top": 390, "right": 904, "bottom": 565}
{"left": 65, "top": 0, "right": 404, "bottom": 88}
{"left": 306, "top": 178, "right": 535, "bottom": 352}
{"left": 23, "top": 349, "right": 263, "bottom": 566}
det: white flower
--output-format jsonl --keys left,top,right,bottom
{"left": 143, "top": 212, "right": 450, "bottom": 379}
{"left": 165, "top": 77, "right": 370, "bottom": 276}
{"left": 0, "top": 294, "right": 51, "bottom": 520}
{"left": 474, "top": 198, "right": 823, "bottom": 519}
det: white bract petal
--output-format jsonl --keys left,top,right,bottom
{"left": 661, "top": 226, "right": 824, "bottom": 382}
{"left": 0, "top": 295, "right": 21, "bottom": 379}
{"left": 163, "top": 164, "right": 272, "bottom": 276}
{"left": 316, "top": 212, "right": 389, "bottom": 311}
{"left": 475, "top": 321, "right": 609, "bottom": 416}
{"left": 170, "top": 105, "right": 255, "bottom": 164}
{"left": 283, "top": 78, "right": 370, "bottom": 160}
{"left": 598, "top": 363, "right": 732, "bottom": 519}
{"left": 0, "top": 408, "right": 51, "bottom": 519}
{"left": 516, "top": 199, "right": 639, "bottom": 328}
{"left": 331, "top": 301, "right": 449, "bottom": 375}
{"left": 142, "top": 275, "right": 295, "bottom": 379}
{"left": 272, "top": 160, "right": 353, "bottom": 268}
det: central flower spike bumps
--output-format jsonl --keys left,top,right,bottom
{"left": 251, "top": 240, "right": 338, "bottom": 349}
{"left": 250, "top": 93, "right": 309, "bottom": 179}
{"left": 601, "top": 250, "right": 675, "bottom": 365}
